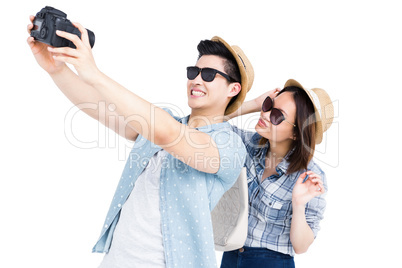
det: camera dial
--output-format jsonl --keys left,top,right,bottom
{"left": 40, "top": 27, "right": 48, "bottom": 39}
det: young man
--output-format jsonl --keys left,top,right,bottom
{"left": 27, "top": 17, "right": 254, "bottom": 267}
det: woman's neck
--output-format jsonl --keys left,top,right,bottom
{"left": 261, "top": 141, "right": 292, "bottom": 181}
{"left": 265, "top": 139, "right": 293, "bottom": 167}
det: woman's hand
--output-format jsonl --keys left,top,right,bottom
{"left": 225, "top": 87, "right": 281, "bottom": 120}
{"left": 46, "top": 22, "right": 101, "bottom": 85}
{"left": 27, "top": 16, "right": 67, "bottom": 74}
{"left": 292, "top": 171, "right": 325, "bottom": 207}
{"left": 253, "top": 88, "right": 280, "bottom": 109}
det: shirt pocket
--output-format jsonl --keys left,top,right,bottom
{"left": 255, "top": 195, "right": 291, "bottom": 223}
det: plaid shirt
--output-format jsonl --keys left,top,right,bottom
{"left": 232, "top": 126, "right": 327, "bottom": 256}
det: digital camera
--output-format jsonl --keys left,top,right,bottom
{"left": 31, "top": 6, "right": 95, "bottom": 48}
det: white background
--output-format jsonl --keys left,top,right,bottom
{"left": 1, "top": 0, "right": 401, "bottom": 267}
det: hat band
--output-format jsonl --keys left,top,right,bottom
{"left": 307, "top": 89, "right": 322, "bottom": 119}
{"left": 237, "top": 54, "right": 246, "bottom": 69}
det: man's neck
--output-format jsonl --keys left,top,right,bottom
{"left": 187, "top": 111, "right": 225, "bottom": 128}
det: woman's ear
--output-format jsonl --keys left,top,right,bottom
{"left": 228, "top": 82, "right": 241, "bottom": 97}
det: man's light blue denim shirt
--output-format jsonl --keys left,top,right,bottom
{"left": 93, "top": 109, "right": 246, "bottom": 267}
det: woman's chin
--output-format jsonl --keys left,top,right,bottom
{"left": 255, "top": 124, "right": 271, "bottom": 139}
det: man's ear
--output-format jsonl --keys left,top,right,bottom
{"left": 228, "top": 82, "right": 241, "bottom": 97}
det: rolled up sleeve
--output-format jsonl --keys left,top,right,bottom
{"left": 305, "top": 172, "right": 328, "bottom": 238}
{"left": 212, "top": 129, "right": 247, "bottom": 189}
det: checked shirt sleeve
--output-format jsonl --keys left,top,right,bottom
{"left": 305, "top": 171, "right": 328, "bottom": 238}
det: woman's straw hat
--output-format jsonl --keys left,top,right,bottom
{"left": 284, "top": 79, "right": 334, "bottom": 144}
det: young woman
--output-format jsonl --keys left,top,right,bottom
{"left": 221, "top": 79, "right": 334, "bottom": 268}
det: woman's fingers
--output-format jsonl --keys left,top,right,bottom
{"left": 298, "top": 172, "right": 308, "bottom": 180}
{"left": 312, "top": 180, "right": 325, "bottom": 193}
{"left": 317, "top": 183, "right": 325, "bottom": 193}
{"left": 303, "top": 171, "right": 325, "bottom": 194}
{"left": 306, "top": 171, "right": 321, "bottom": 181}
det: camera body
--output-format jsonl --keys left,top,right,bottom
{"left": 31, "top": 6, "right": 95, "bottom": 48}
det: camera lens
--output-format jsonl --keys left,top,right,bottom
{"left": 40, "top": 27, "right": 48, "bottom": 38}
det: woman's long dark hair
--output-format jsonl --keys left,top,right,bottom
{"left": 260, "top": 86, "right": 316, "bottom": 174}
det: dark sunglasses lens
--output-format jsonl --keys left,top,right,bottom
{"left": 187, "top": 67, "right": 199, "bottom": 80}
{"left": 262, "top": 97, "right": 273, "bottom": 112}
{"left": 270, "top": 109, "right": 285, "bottom": 125}
{"left": 201, "top": 68, "right": 217, "bottom": 82}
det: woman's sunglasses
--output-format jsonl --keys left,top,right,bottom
{"left": 187, "top": 66, "right": 236, "bottom": 83}
{"left": 262, "top": 96, "right": 296, "bottom": 127}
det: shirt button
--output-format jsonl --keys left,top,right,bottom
{"left": 239, "top": 248, "right": 244, "bottom": 253}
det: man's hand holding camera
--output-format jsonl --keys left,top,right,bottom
{"left": 27, "top": 15, "right": 66, "bottom": 75}
{"left": 27, "top": 6, "right": 99, "bottom": 85}
{"left": 46, "top": 23, "right": 100, "bottom": 86}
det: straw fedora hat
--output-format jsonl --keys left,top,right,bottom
{"left": 284, "top": 79, "right": 334, "bottom": 144}
{"left": 211, "top": 36, "right": 254, "bottom": 115}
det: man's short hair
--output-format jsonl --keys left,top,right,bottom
{"left": 197, "top": 40, "right": 241, "bottom": 84}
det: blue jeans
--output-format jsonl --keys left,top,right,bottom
{"left": 221, "top": 246, "right": 295, "bottom": 268}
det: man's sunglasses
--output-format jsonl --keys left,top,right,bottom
{"left": 186, "top": 66, "right": 237, "bottom": 83}
{"left": 262, "top": 96, "right": 296, "bottom": 127}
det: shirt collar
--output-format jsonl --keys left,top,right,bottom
{"left": 179, "top": 115, "right": 190, "bottom": 125}
{"left": 178, "top": 115, "right": 231, "bottom": 133}
{"left": 255, "top": 143, "right": 268, "bottom": 170}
